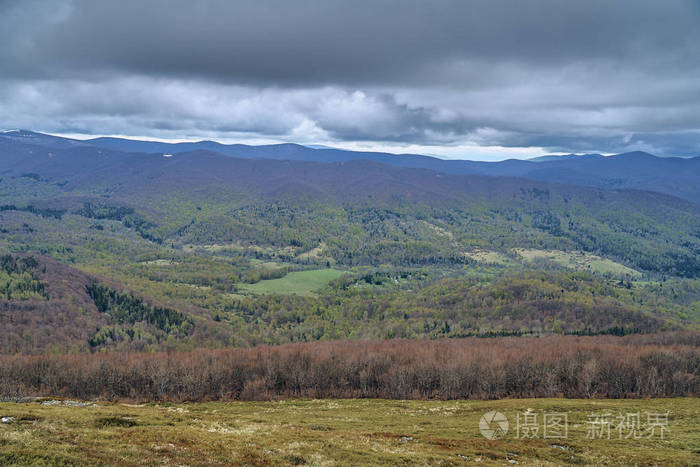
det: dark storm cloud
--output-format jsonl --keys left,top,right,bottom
{"left": 3, "top": 0, "right": 698, "bottom": 85}
{"left": 1, "top": 0, "right": 699, "bottom": 157}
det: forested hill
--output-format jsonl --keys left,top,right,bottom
{"left": 1, "top": 134, "right": 700, "bottom": 351}
{"left": 0, "top": 252, "right": 695, "bottom": 353}
{"left": 1, "top": 135, "right": 699, "bottom": 279}
{"left": 0, "top": 254, "right": 228, "bottom": 353}
{"left": 2, "top": 129, "right": 699, "bottom": 203}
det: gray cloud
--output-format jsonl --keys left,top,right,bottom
{"left": 1, "top": 0, "right": 699, "bottom": 157}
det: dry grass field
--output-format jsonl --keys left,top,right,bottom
{"left": 1, "top": 398, "right": 697, "bottom": 466}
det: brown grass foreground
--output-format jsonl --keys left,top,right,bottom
{"left": 1, "top": 333, "right": 698, "bottom": 402}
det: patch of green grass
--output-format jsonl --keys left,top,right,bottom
{"left": 0, "top": 399, "right": 697, "bottom": 466}
{"left": 241, "top": 268, "right": 346, "bottom": 296}
{"left": 94, "top": 415, "right": 139, "bottom": 428}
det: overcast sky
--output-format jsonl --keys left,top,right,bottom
{"left": 1, "top": 0, "right": 699, "bottom": 160}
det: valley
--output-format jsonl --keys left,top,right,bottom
{"left": 3, "top": 3, "right": 699, "bottom": 465}
{"left": 1, "top": 132, "right": 699, "bottom": 352}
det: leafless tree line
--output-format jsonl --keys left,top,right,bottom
{"left": 0, "top": 333, "right": 697, "bottom": 401}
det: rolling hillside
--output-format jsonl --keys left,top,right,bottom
{"left": 0, "top": 132, "right": 699, "bottom": 351}
{"left": 0, "top": 254, "right": 231, "bottom": 353}
{"left": 1, "top": 135, "right": 698, "bottom": 276}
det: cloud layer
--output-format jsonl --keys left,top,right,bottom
{"left": 1, "top": 0, "right": 699, "bottom": 158}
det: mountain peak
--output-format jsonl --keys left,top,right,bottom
{"left": 614, "top": 151, "right": 656, "bottom": 159}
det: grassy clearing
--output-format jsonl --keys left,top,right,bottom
{"left": 140, "top": 259, "right": 178, "bottom": 266}
{"left": 463, "top": 249, "right": 513, "bottom": 265}
{"left": 515, "top": 248, "right": 642, "bottom": 277}
{"left": 241, "top": 268, "right": 346, "bottom": 296}
{"left": 296, "top": 243, "right": 328, "bottom": 261}
{"left": 0, "top": 398, "right": 696, "bottom": 466}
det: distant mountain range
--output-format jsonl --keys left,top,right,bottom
{"left": 2, "top": 129, "right": 699, "bottom": 203}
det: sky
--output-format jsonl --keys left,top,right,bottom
{"left": 1, "top": 0, "right": 699, "bottom": 161}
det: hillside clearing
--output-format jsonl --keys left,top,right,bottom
{"left": 515, "top": 248, "right": 642, "bottom": 277}
{"left": 240, "top": 268, "right": 346, "bottom": 296}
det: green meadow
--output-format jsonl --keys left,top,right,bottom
{"left": 240, "top": 268, "right": 347, "bottom": 296}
